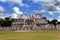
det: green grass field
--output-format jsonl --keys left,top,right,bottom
{"left": 0, "top": 31, "right": 60, "bottom": 40}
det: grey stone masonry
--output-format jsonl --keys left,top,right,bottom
{"left": 0, "top": 13, "right": 60, "bottom": 31}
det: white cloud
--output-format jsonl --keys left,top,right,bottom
{"left": 54, "top": 11, "right": 60, "bottom": 13}
{"left": 49, "top": 11, "right": 54, "bottom": 15}
{"left": 40, "top": 10, "right": 45, "bottom": 12}
{"left": 56, "top": 6, "right": 60, "bottom": 11}
{"left": 57, "top": 16, "right": 60, "bottom": 21}
{"left": 32, "top": 0, "right": 54, "bottom": 3}
{"left": 32, "top": 10, "right": 42, "bottom": 13}
{"left": 0, "top": 6, "right": 24, "bottom": 18}
{"left": 9, "top": 0, "right": 24, "bottom": 6}
{"left": 0, "top": 13, "right": 11, "bottom": 18}
{"left": 13, "top": 7, "right": 23, "bottom": 15}
{"left": 0, "top": 0, "right": 6, "bottom": 2}
{"left": 0, "top": 0, "right": 23, "bottom": 6}
{"left": 12, "top": 7, "right": 23, "bottom": 18}
{"left": 12, "top": 13, "right": 17, "bottom": 18}
{"left": 13, "top": 7, "right": 20, "bottom": 14}
{"left": 9, "top": 0, "right": 22, "bottom": 4}
{"left": 32, "top": 10, "right": 54, "bottom": 15}
{"left": 57, "top": 0, "right": 60, "bottom": 1}
{"left": 0, "top": 6, "right": 4, "bottom": 12}
{"left": 0, "top": 0, "right": 22, "bottom": 4}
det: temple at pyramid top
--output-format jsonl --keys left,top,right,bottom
{"left": 20, "top": 13, "right": 42, "bottom": 19}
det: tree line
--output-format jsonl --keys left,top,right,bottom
{"left": 43, "top": 17, "right": 60, "bottom": 29}
{"left": 0, "top": 17, "right": 12, "bottom": 27}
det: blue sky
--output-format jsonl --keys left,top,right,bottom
{"left": 0, "top": 0, "right": 60, "bottom": 21}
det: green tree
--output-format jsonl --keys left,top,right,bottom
{"left": 57, "top": 22, "right": 60, "bottom": 24}
{"left": 47, "top": 20, "right": 50, "bottom": 24}
{"left": 50, "top": 19, "right": 58, "bottom": 29}
{"left": 43, "top": 17, "right": 46, "bottom": 19}
{"left": 4, "top": 17, "right": 12, "bottom": 26}
{"left": 0, "top": 17, "right": 12, "bottom": 27}
{"left": 0, "top": 18, "right": 4, "bottom": 26}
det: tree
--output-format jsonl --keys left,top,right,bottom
{"left": 0, "top": 18, "right": 4, "bottom": 26}
{"left": 47, "top": 20, "right": 50, "bottom": 24}
{"left": 4, "top": 17, "right": 12, "bottom": 26}
{"left": 0, "top": 17, "right": 12, "bottom": 27}
{"left": 57, "top": 22, "right": 60, "bottom": 24}
{"left": 43, "top": 17, "right": 46, "bottom": 19}
{"left": 50, "top": 19, "right": 58, "bottom": 29}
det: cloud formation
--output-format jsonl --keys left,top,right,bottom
{"left": 57, "top": 16, "right": 60, "bottom": 21}
{"left": 0, "top": 0, "right": 60, "bottom": 21}
{"left": 0, "top": 0, "right": 6, "bottom": 2}
{"left": 12, "top": 13, "right": 17, "bottom": 18}
{"left": 12, "top": 7, "right": 23, "bottom": 18}
{"left": 13, "top": 7, "right": 23, "bottom": 15}
{"left": 9, "top": 0, "right": 23, "bottom": 4}
{"left": 49, "top": 11, "right": 54, "bottom": 15}
{"left": 0, "top": 13, "right": 11, "bottom": 19}
{"left": 0, "top": 6, "right": 4, "bottom": 12}
{"left": 56, "top": 6, "right": 60, "bottom": 11}
{"left": 32, "top": 0, "right": 55, "bottom": 3}
{"left": 0, "top": 0, "right": 23, "bottom": 6}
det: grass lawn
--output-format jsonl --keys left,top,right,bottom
{"left": 0, "top": 31, "right": 60, "bottom": 40}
